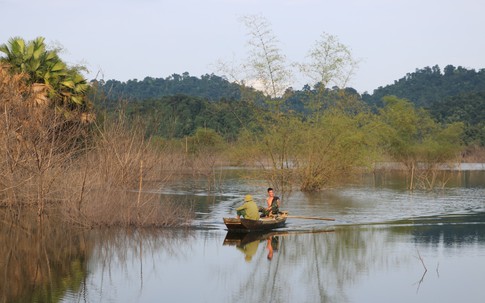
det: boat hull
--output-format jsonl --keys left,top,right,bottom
{"left": 240, "top": 216, "right": 286, "bottom": 231}
{"left": 223, "top": 217, "right": 247, "bottom": 231}
{"left": 223, "top": 212, "right": 287, "bottom": 232}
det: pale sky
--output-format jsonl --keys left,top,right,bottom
{"left": 1, "top": 0, "right": 484, "bottom": 93}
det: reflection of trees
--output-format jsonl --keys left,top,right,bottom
{"left": 228, "top": 228, "right": 412, "bottom": 303}
{"left": 393, "top": 212, "right": 485, "bottom": 246}
{"left": 87, "top": 228, "right": 194, "bottom": 268}
{"left": 0, "top": 211, "right": 91, "bottom": 303}
{"left": 0, "top": 209, "right": 196, "bottom": 303}
{"left": 71, "top": 228, "right": 195, "bottom": 301}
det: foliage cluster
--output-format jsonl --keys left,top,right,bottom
{"left": 0, "top": 37, "right": 92, "bottom": 116}
{"left": 362, "top": 65, "right": 485, "bottom": 145}
{"left": 0, "top": 63, "right": 88, "bottom": 215}
{"left": 430, "top": 91, "right": 485, "bottom": 146}
{"left": 377, "top": 96, "right": 464, "bottom": 189}
{"left": 121, "top": 94, "right": 259, "bottom": 141}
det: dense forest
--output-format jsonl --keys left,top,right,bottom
{"left": 362, "top": 65, "right": 485, "bottom": 145}
{"left": 93, "top": 73, "right": 243, "bottom": 102}
{"left": 92, "top": 65, "right": 485, "bottom": 145}
{"left": 122, "top": 94, "right": 259, "bottom": 141}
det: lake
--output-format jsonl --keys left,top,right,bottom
{"left": 1, "top": 169, "right": 484, "bottom": 303}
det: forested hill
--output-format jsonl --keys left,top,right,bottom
{"left": 362, "top": 65, "right": 485, "bottom": 108}
{"left": 92, "top": 72, "right": 243, "bottom": 102}
{"left": 95, "top": 65, "right": 485, "bottom": 110}
{"left": 89, "top": 65, "right": 485, "bottom": 145}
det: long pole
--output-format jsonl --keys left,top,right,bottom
{"left": 287, "top": 215, "right": 335, "bottom": 221}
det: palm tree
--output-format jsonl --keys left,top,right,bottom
{"left": 0, "top": 36, "right": 90, "bottom": 112}
{"left": 0, "top": 37, "right": 28, "bottom": 69}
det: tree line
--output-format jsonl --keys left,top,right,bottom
{"left": 363, "top": 65, "right": 485, "bottom": 109}
{"left": 92, "top": 64, "right": 485, "bottom": 146}
{"left": 93, "top": 72, "right": 244, "bottom": 103}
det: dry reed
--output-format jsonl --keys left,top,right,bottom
{"left": 59, "top": 114, "right": 195, "bottom": 228}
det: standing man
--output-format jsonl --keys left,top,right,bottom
{"left": 260, "top": 188, "right": 280, "bottom": 217}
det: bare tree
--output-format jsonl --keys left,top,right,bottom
{"left": 297, "top": 32, "right": 359, "bottom": 113}
{"left": 298, "top": 32, "right": 358, "bottom": 89}
{"left": 240, "top": 14, "right": 292, "bottom": 100}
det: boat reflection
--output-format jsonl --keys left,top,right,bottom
{"left": 223, "top": 231, "right": 284, "bottom": 262}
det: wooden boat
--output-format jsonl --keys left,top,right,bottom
{"left": 223, "top": 211, "right": 288, "bottom": 232}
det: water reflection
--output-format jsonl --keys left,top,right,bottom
{"left": 0, "top": 212, "right": 90, "bottom": 303}
{"left": 223, "top": 232, "right": 283, "bottom": 262}
{"left": 218, "top": 214, "right": 485, "bottom": 303}
{"left": 2, "top": 169, "right": 484, "bottom": 303}
{"left": 391, "top": 212, "right": 485, "bottom": 246}
{"left": 4, "top": 213, "right": 482, "bottom": 303}
{"left": 0, "top": 211, "right": 196, "bottom": 303}
{"left": 266, "top": 236, "right": 279, "bottom": 260}
{"left": 70, "top": 228, "right": 195, "bottom": 302}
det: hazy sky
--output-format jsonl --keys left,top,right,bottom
{"left": 1, "top": 0, "right": 484, "bottom": 93}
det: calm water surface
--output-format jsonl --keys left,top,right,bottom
{"left": 1, "top": 170, "right": 484, "bottom": 303}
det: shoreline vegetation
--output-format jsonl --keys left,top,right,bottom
{"left": 0, "top": 62, "right": 195, "bottom": 228}
{"left": 1, "top": 34, "right": 484, "bottom": 229}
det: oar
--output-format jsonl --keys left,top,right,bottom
{"left": 287, "top": 215, "right": 335, "bottom": 221}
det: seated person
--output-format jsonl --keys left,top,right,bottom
{"left": 236, "top": 195, "right": 259, "bottom": 220}
{"left": 259, "top": 187, "right": 280, "bottom": 217}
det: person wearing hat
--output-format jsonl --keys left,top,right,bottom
{"left": 236, "top": 195, "right": 260, "bottom": 220}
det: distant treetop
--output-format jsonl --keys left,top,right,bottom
{"left": 362, "top": 65, "right": 485, "bottom": 108}
{"left": 92, "top": 72, "right": 243, "bottom": 102}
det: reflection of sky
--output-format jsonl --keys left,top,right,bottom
{"left": 82, "top": 230, "right": 263, "bottom": 302}
{"left": 352, "top": 243, "right": 485, "bottom": 303}
{"left": 75, "top": 225, "right": 485, "bottom": 303}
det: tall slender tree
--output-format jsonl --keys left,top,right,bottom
{"left": 297, "top": 32, "right": 358, "bottom": 115}
{"left": 240, "top": 14, "right": 291, "bottom": 101}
